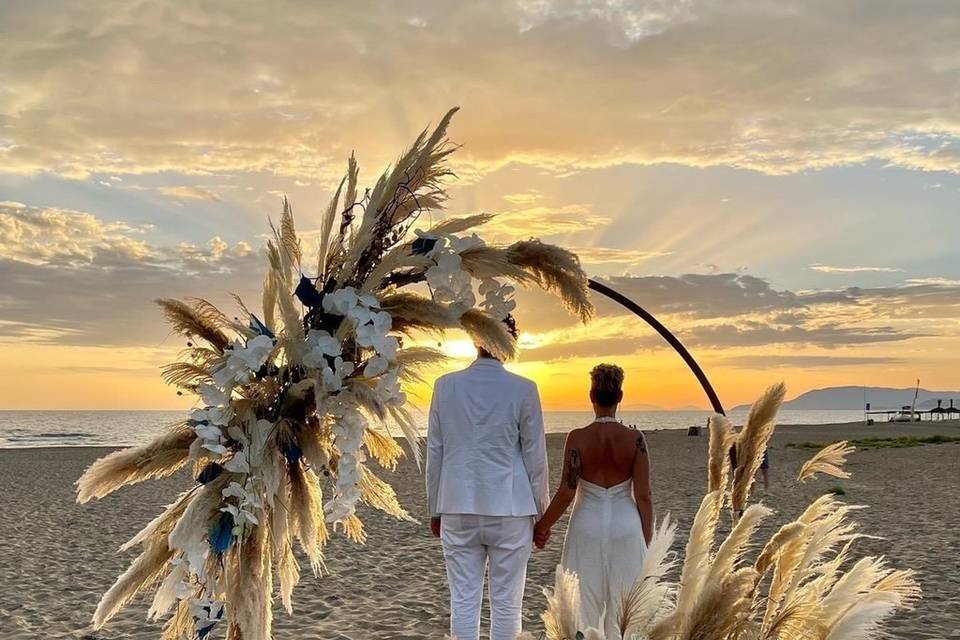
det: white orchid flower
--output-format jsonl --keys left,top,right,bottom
{"left": 210, "top": 360, "right": 248, "bottom": 390}
{"left": 426, "top": 251, "right": 476, "bottom": 306}
{"left": 220, "top": 503, "right": 259, "bottom": 527}
{"left": 197, "top": 383, "right": 230, "bottom": 408}
{"left": 191, "top": 405, "right": 230, "bottom": 427}
{"left": 231, "top": 335, "right": 275, "bottom": 370}
{"left": 358, "top": 292, "right": 380, "bottom": 308}
{"left": 364, "top": 354, "right": 390, "bottom": 378}
{"left": 201, "top": 442, "right": 228, "bottom": 456}
{"left": 449, "top": 232, "right": 484, "bottom": 253}
{"left": 195, "top": 428, "right": 223, "bottom": 447}
{"left": 303, "top": 329, "right": 342, "bottom": 369}
{"left": 376, "top": 368, "right": 406, "bottom": 405}
{"left": 223, "top": 449, "right": 250, "bottom": 473}
{"left": 189, "top": 597, "right": 224, "bottom": 625}
{"left": 321, "top": 356, "right": 354, "bottom": 391}
{"left": 347, "top": 303, "right": 374, "bottom": 326}
{"left": 323, "top": 287, "right": 360, "bottom": 315}
{"left": 480, "top": 278, "right": 517, "bottom": 320}
{"left": 222, "top": 481, "right": 246, "bottom": 500}
{"left": 355, "top": 315, "right": 395, "bottom": 353}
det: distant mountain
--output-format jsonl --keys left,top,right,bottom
{"left": 733, "top": 386, "right": 960, "bottom": 411}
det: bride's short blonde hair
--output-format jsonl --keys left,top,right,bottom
{"left": 590, "top": 363, "right": 624, "bottom": 407}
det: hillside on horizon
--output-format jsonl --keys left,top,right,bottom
{"left": 735, "top": 385, "right": 960, "bottom": 411}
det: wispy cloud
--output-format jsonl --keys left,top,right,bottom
{"left": 0, "top": 1, "right": 958, "bottom": 181}
{"left": 570, "top": 246, "right": 670, "bottom": 266}
{"left": 156, "top": 186, "right": 222, "bottom": 202}
{"left": 483, "top": 205, "right": 610, "bottom": 239}
{"left": 810, "top": 264, "right": 904, "bottom": 274}
{"left": 716, "top": 354, "right": 903, "bottom": 369}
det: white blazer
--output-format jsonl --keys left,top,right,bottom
{"left": 426, "top": 358, "right": 549, "bottom": 518}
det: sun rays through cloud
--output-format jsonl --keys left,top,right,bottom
{"left": 0, "top": 0, "right": 958, "bottom": 409}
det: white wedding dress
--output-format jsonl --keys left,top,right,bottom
{"left": 560, "top": 477, "right": 647, "bottom": 640}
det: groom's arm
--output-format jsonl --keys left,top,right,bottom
{"left": 425, "top": 378, "right": 444, "bottom": 526}
{"left": 519, "top": 382, "right": 549, "bottom": 518}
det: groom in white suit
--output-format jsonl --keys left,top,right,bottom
{"left": 426, "top": 318, "right": 549, "bottom": 640}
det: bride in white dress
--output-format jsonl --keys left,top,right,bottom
{"left": 534, "top": 364, "right": 653, "bottom": 640}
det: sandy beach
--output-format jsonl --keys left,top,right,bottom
{"left": 0, "top": 420, "right": 957, "bottom": 640}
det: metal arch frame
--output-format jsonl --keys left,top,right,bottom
{"left": 588, "top": 279, "right": 726, "bottom": 416}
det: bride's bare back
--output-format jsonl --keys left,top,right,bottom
{"left": 534, "top": 364, "right": 654, "bottom": 547}
{"left": 566, "top": 421, "right": 647, "bottom": 488}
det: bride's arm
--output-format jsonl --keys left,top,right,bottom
{"left": 534, "top": 433, "right": 580, "bottom": 546}
{"left": 633, "top": 432, "right": 653, "bottom": 545}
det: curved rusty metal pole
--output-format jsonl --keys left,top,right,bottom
{"left": 588, "top": 278, "right": 726, "bottom": 416}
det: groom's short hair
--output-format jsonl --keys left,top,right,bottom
{"left": 590, "top": 363, "right": 624, "bottom": 407}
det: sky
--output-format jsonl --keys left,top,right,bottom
{"left": 1, "top": 0, "right": 959, "bottom": 411}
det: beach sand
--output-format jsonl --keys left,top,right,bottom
{"left": 0, "top": 420, "right": 957, "bottom": 639}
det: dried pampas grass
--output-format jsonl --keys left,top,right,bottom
{"left": 363, "top": 428, "right": 405, "bottom": 470}
{"left": 359, "top": 465, "right": 414, "bottom": 521}
{"left": 458, "top": 245, "right": 532, "bottom": 282}
{"left": 225, "top": 521, "right": 273, "bottom": 640}
{"left": 76, "top": 422, "right": 195, "bottom": 503}
{"left": 707, "top": 413, "right": 735, "bottom": 494}
{"left": 617, "top": 516, "right": 678, "bottom": 637}
{"left": 288, "top": 464, "right": 328, "bottom": 575}
{"left": 427, "top": 213, "right": 495, "bottom": 236}
{"left": 666, "top": 490, "right": 725, "bottom": 634}
{"left": 731, "top": 382, "right": 786, "bottom": 514}
{"left": 380, "top": 292, "right": 457, "bottom": 337}
{"left": 798, "top": 441, "right": 856, "bottom": 482}
{"left": 395, "top": 346, "right": 449, "bottom": 385}
{"left": 459, "top": 308, "right": 516, "bottom": 360}
{"left": 93, "top": 533, "right": 176, "bottom": 629}
{"left": 155, "top": 298, "right": 231, "bottom": 352}
{"left": 543, "top": 567, "right": 583, "bottom": 640}
{"left": 506, "top": 240, "right": 594, "bottom": 323}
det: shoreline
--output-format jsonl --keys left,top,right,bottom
{"left": 3, "top": 418, "right": 959, "bottom": 451}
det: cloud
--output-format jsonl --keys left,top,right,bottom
{"left": 572, "top": 246, "right": 671, "bottom": 266}
{"left": 0, "top": 202, "right": 262, "bottom": 346}
{"left": 592, "top": 273, "right": 837, "bottom": 319}
{"left": 156, "top": 186, "right": 222, "bottom": 202}
{"left": 810, "top": 264, "right": 904, "bottom": 274}
{"left": 906, "top": 277, "right": 960, "bottom": 286}
{"left": 515, "top": 271, "right": 959, "bottom": 359}
{"left": 502, "top": 190, "right": 544, "bottom": 205}
{"left": 0, "top": 1, "right": 958, "bottom": 181}
{"left": 0, "top": 201, "right": 151, "bottom": 265}
{"left": 684, "top": 322, "right": 918, "bottom": 348}
{"left": 593, "top": 273, "right": 960, "bottom": 320}
{"left": 483, "top": 205, "right": 611, "bottom": 239}
{"left": 716, "top": 354, "right": 903, "bottom": 369}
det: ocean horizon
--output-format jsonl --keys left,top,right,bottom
{"left": 0, "top": 408, "right": 869, "bottom": 449}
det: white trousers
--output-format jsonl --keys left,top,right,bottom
{"left": 440, "top": 514, "right": 534, "bottom": 640}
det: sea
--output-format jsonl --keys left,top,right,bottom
{"left": 0, "top": 409, "right": 867, "bottom": 448}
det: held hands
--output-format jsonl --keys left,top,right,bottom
{"left": 533, "top": 520, "right": 551, "bottom": 549}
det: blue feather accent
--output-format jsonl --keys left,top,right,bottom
{"left": 412, "top": 237, "right": 438, "bottom": 255}
{"left": 294, "top": 275, "right": 325, "bottom": 308}
{"left": 208, "top": 511, "right": 234, "bottom": 555}
{"left": 282, "top": 441, "right": 303, "bottom": 464}
{"left": 196, "top": 462, "right": 224, "bottom": 484}
{"left": 248, "top": 313, "right": 275, "bottom": 339}
{"left": 197, "top": 621, "right": 218, "bottom": 639}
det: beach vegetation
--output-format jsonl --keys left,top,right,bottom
{"left": 788, "top": 435, "right": 960, "bottom": 450}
